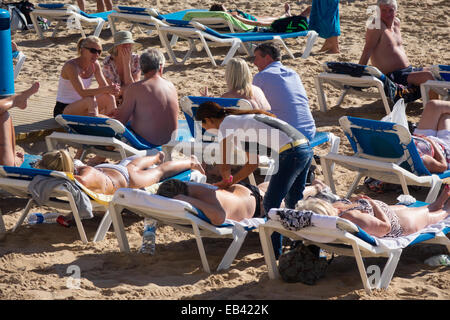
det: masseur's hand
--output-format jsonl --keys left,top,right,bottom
{"left": 213, "top": 179, "right": 233, "bottom": 189}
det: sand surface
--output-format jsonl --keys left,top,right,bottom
{"left": 1, "top": 0, "right": 449, "bottom": 300}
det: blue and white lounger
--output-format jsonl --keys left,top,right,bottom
{"left": 46, "top": 114, "right": 192, "bottom": 161}
{"left": 107, "top": 6, "right": 206, "bottom": 36}
{"left": 421, "top": 64, "right": 450, "bottom": 106}
{"left": 260, "top": 204, "right": 450, "bottom": 293}
{"left": 321, "top": 116, "right": 450, "bottom": 202}
{"left": 173, "top": 95, "right": 340, "bottom": 183}
{"left": 155, "top": 19, "right": 318, "bottom": 66}
{"left": 109, "top": 186, "right": 265, "bottom": 272}
{"left": 0, "top": 154, "right": 205, "bottom": 243}
{"left": 30, "top": 3, "right": 115, "bottom": 39}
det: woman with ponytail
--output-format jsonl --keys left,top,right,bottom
{"left": 196, "top": 101, "right": 313, "bottom": 258}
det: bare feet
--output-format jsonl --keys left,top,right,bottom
{"left": 428, "top": 184, "right": 450, "bottom": 211}
{"left": 300, "top": 5, "right": 311, "bottom": 17}
{"left": 156, "top": 151, "right": 165, "bottom": 164}
{"left": 15, "top": 152, "right": 24, "bottom": 167}
{"left": 284, "top": 3, "right": 292, "bottom": 17}
{"left": 13, "top": 82, "right": 40, "bottom": 110}
{"left": 190, "top": 155, "right": 205, "bottom": 175}
{"left": 311, "top": 179, "right": 329, "bottom": 192}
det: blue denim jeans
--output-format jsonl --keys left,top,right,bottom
{"left": 263, "top": 144, "right": 313, "bottom": 259}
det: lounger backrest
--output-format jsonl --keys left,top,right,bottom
{"left": 431, "top": 64, "right": 450, "bottom": 81}
{"left": 179, "top": 96, "right": 252, "bottom": 141}
{"left": 55, "top": 114, "right": 155, "bottom": 150}
{"left": 340, "top": 116, "right": 431, "bottom": 176}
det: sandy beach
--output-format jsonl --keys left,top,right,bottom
{"left": 1, "top": 0, "right": 449, "bottom": 300}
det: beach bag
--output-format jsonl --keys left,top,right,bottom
{"left": 270, "top": 15, "right": 308, "bottom": 33}
{"left": 278, "top": 241, "right": 333, "bottom": 285}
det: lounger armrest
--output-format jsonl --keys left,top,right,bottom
{"left": 336, "top": 217, "right": 359, "bottom": 233}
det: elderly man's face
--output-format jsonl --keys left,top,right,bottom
{"left": 379, "top": 4, "right": 396, "bottom": 25}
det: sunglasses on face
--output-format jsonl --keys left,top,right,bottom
{"left": 84, "top": 47, "right": 102, "bottom": 55}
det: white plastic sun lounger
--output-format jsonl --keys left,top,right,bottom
{"left": 109, "top": 187, "right": 265, "bottom": 273}
{"left": 30, "top": 3, "right": 114, "bottom": 39}
{"left": 260, "top": 206, "right": 450, "bottom": 294}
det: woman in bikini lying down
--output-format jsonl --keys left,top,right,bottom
{"left": 34, "top": 150, "right": 205, "bottom": 195}
{"left": 295, "top": 182, "right": 450, "bottom": 238}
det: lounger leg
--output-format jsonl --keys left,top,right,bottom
{"left": 158, "top": 30, "right": 179, "bottom": 64}
{"left": 191, "top": 222, "right": 211, "bottom": 273}
{"left": 315, "top": 76, "right": 328, "bottom": 112}
{"left": 301, "top": 30, "right": 318, "bottom": 59}
{"left": 12, "top": 198, "right": 35, "bottom": 232}
{"left": 220, "top": 41, "right": 241, "bottom": 67}
{"left": 109, "top": 204, "right": 130, "bottom": 252}
{"left": 273, "top": 38, "right": 294, "bottom": 60}
{"left": 420, "top": 83, "right": 430, "bottom": 108}
{"left": 64, "top": 190, "right": 88, "bottom": 243}
{"left": 30, "top": 12, "right": 45, "bottom": 39}
{"left": 346, "top": 172, "right": 364, "bottom": 199}
{"left": 336, "top": 89, "right": 348, "bottom": 108}
{"left": 181, "top": 39, "right": 197, "bottom": 65}
{"left": 108, "top": 16, "right": 117, "bottom": 36}
{"left": 94, "top": 20, "right": 105, "bottom": 37}
{"left": 425, "top": 176, "right": 442, "bottom": 203}
{"left": 350, "top": 240, "right": 372, "bottom": 294}
{"left": 396, "top": 173, "right": 410, "bottom": 197}
{"left": 259, "top": 225, "right": 279, "bottom": 279}
{"left": 169, "top": 35, "right": 179, "bottom": 47}
{"left": 198, "top": 36, "right": 217, "bottom": 67}
{"left": 93, "top": 210, "right": 112, "bottom": 242}
{"left": 376, "top": 82, "right": 391, "bottom": 115}
{"left": 320, "top": 156, "right": 337, "bottom": 194}
{"left": 51, "top": 20, "right": 64, "bottom": 38}
{"left": 216, "top": 224, "right": 247, "bottom": 271}
{"left": 0, "top": 208, "right": 6, "bottom": 239}
{"left": 379, "top": 249, "right": 402, "bottom": 289}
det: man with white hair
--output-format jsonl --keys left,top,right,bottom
{"left": 358, "top": 0, "right": 436, "bottom": 97}
{"left": 115, "top": 48, "right": 179, "bottom": 146}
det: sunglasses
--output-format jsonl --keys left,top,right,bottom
{"left": 84, "top": 47, "right": 102, "bottom": 55}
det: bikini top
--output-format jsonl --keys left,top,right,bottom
{"left": 336, "top": 198, "right": 373, "bottom": 217}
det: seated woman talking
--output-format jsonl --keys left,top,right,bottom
{"left": 53, "top": 36, "right": 120, "bottom": 118}
{"left": 35, "top": 150, "right": 205, "bottom": 196}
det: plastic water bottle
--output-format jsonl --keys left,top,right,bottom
{"left": 424, "top": 255, "right": 450, "bottom": 267}
{"left": 27, "top": 212, "right": 62, "bottom": 225}
{"left": 139, "top": 218, "right": 157, "bottom": 255}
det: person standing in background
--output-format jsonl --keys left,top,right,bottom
{"left": 76, "top": 0, "right": 113, "bottom": 13}
{"left": 308, "top": 0, "right": 340, "bottom": 53}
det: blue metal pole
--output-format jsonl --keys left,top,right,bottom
{"left": 0, "top": 9, "right": 14, "bottom": 98}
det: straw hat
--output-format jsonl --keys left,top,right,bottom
{"left": 107, "top": 31, "right": 143, "bottom": 54}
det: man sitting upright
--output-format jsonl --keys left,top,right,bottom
{"left": 358, "top": 0, "right": 436, "bottom": 98}
{"left": 115, "top": 48, "right": 179, "bottom": 147}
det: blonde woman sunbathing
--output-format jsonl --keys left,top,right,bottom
{"left": 295, "top": 186, "right": 450, "bottom": 238}
{"left": 35, "top": 150, "right": 205, "bottom": 195}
